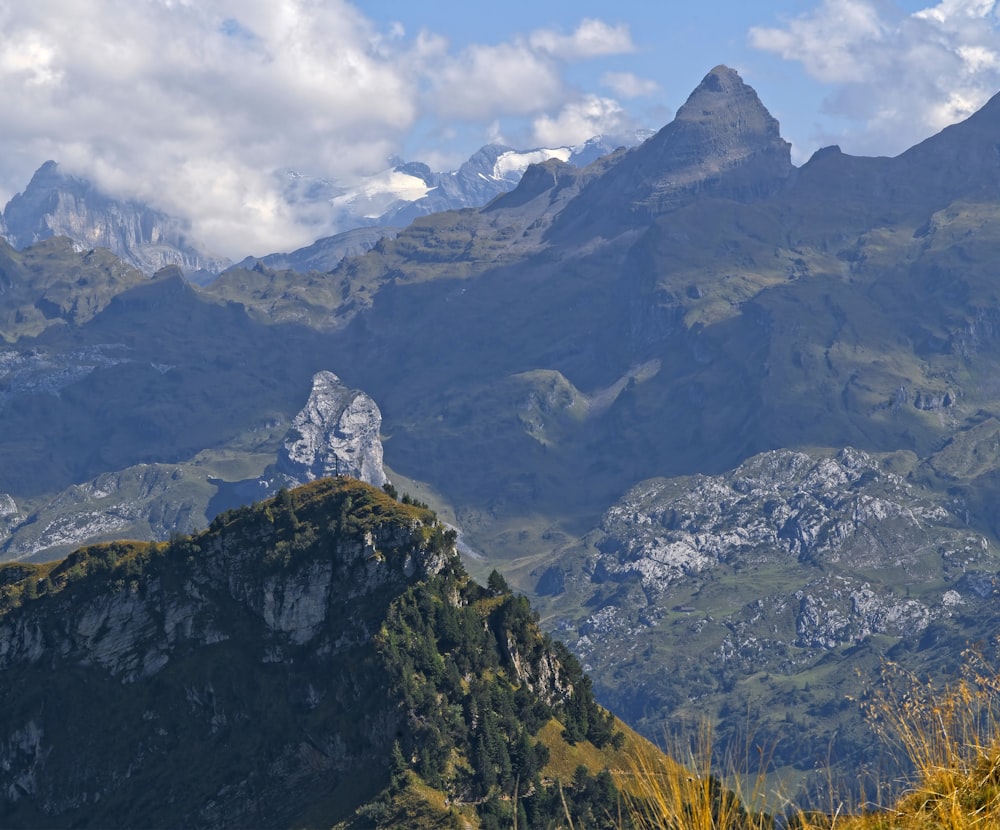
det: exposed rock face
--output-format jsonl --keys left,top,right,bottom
{"left": 275, "top": 371, "right": 387, "bottom": 488}
{"left": 0, "top": 480, "right": 623, "bottom": 829}
{"left": 637, "top": 64, "right": 793, "bottom": 207}
{"left": 2, "top": 161, "right": 230, "bottom": 275}
{"left": 593, "top": 447, "right": 987, "bottom": 636}
{"left": 0, "top": 495, "right": 21, "bottom": 544}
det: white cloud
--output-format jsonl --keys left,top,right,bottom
{"left": 749, "top": 0, "right": 1000, "bottom": 156}
{"left": 601, "top": 71, "right": 660, "bottom": 99}
{"left": 0, "top": 0, "right": 420, "bottom": 255}
{"left": 528, "top": 18, "right": 635, "bottom": 60}
{"left": 532, "top": 95, "right": 630, "bottom": 147}
{"left": 423, "top": 41, "right": 565, "bottom": 120}
{"left": 914, "top": 0, "right": 997, "bottom": 23}
{"left": 0, "top": 1, "right": 640, "bottom": 258}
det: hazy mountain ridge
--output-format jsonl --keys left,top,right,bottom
{"left": 0, "top": 134, "right": 649, "bottom": 283}
{"left": 1, "top": 162, "right": 230, "bottom": 276}
{"left": 0, "top": 236, "right": 150, "bottom": 342}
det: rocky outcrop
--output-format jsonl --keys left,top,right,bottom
{"left": 0, "top": 490, "right": 440, "bottom": 679}
{"left": 0, "top": 495, "right": 21, "bottom": 544}
{"left": 274, "top": 370, "right": 386, "bottom": 488}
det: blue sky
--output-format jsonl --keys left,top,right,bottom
{"left": 0, "top": 0, "right": 998, "bottom": 255}
{"left": 365, "top": 0, "right": 974, "bottom": 165}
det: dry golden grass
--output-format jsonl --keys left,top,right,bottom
{"left": 838, "top": 654, "right": 1000, "bottom": 830}
{"left": 619, "top": 722, "right": 777, "bottom": 830}
{"left": 620, "top": 651, "right": 1000, "bottom": 830}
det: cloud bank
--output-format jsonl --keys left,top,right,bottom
{"left": 0, "top": 1, "right": 641, "bottom": 257}
{"left": 750, "top": 0, "right": 1000, "bottom": 157}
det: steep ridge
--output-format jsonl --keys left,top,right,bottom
{"left": 0, "top": 479, "right": 652, "bottom": 829}
{"left": 232, "top": 226, "right": 400, "bottom": 274}
{"left": 892, "top": 87, "right": 1000, "bottom": 202}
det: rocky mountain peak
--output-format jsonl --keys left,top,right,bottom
{"left": 1, "top": 161, "right": 230, "bottom": 276}
{"left": 275, "top": 371, "right": 387, "bottom": 488}
{"left": 674, "top": 64, "right": 780, "bottom": 135}
{"left": 637, "top": 64, "right": 792, "bottom": 202}
{"left": 550, "top": 65, "right": 793, "bottom": 234}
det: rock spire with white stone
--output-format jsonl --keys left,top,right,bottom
{"left": 275, "top": 371, "right": 387, "bottom": 488}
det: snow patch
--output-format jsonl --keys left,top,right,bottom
{"left": 329, "top": 169, "right": 431, "bottom": 217}
{"left": 493, "top": 148, "right": 572, "bottom": 180}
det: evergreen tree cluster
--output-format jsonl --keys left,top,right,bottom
{"left": 375, "top": 563, "right": 626, "bottom": 826}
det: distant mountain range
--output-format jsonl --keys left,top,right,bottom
{"left": 0, "top": 133, "right": 650, "bottom": 281}
{"left": 8, "top": 63, "right": 1000, "bottom": 805}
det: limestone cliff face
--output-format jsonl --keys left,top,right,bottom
{"left": 0, "top": 479, "right": 617, "bottom": 830}
{"left": 0, "top": 495, "right": 21, "bottom": 544}
{"left": 2, "top": 161, "right": 229, "bottom": 275}
{"left": 275, "top": 370, "right": 387, "bottom": 488}
{"left": 0, "top": 499, "right": 438, "bottom": 679}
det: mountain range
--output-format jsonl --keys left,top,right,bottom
{"left": 0, "top": 134, "right": 648, "bottom": 281}
{"left": 5, "top": 63, "right": 1000, "bottom": 801}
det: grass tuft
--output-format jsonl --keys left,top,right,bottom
{"left": 620, "top": 651, "right": 1000, "bottom": 829}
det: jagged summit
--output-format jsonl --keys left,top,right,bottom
{"left": 275, "top": 370, "right": 387, "bottom": 488}
{"left": 1, "top": 161, "right": 230, "bottom": 276}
